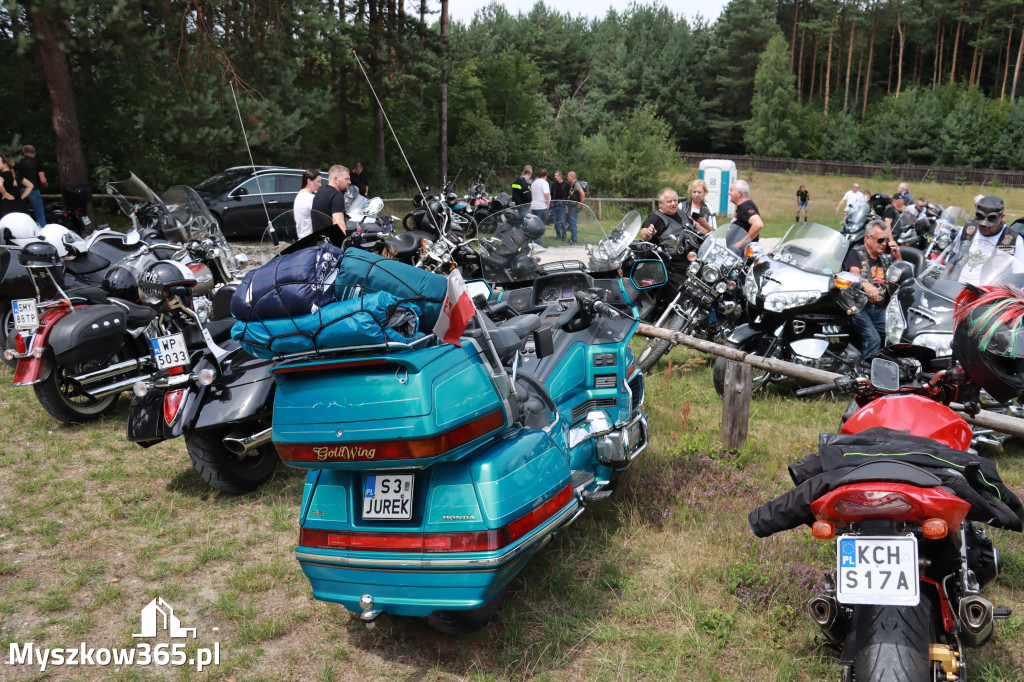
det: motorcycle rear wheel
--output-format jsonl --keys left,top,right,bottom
{"left": 185, "top": 426, "right": 279, "bottom": 495}
{"left": 635, "top": 310, "right": 690, "bottom": 372}
{"left": 850, "top": 601, "right": 933, "bottom": 682}
{"left": 33, "top": 362, "right": 119, "bottom": 424}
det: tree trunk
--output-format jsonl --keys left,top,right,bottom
{"left": 790, "top": 0, "right": 801, "bottom": 72}
{"left": 862, "top": 18, "right": 875, "bottom": 117}
{"left": 951, "top": 6, "right": 963, "bottom": 84}
{"left": 1013, "top": 20, "right": 1024, "bottom": 100}
{"left": 810, "top": 32, "right": 819, "bottom": 99}
{"left": 969, "top": 21, "right": 983, "bottom": 86}
{"left": 439, "top": 0, "right": 448, "bottom": 180}
{"left": 825, "top": 16, "right": 835, "bottom": 116}
{"left": 854, "top": 47, "right": 864, "bottom": 109}
{"left": 844, "top": 19, "right": 856, "bottom": 111}
{"left": 888, "top": 23, "right": 895, "bottom": 93}
{"left": 30, "top": 8, "right": 90, "bottom": 215}
{"left": 798, "top": 25, "right": 807, "bottom": 100}
{"left": 896, "top": 13, "right": 905, "bottom": 98}
{"left": 1003, "top": 12, "right": 1015, "bottom": 101}
{"left": 937, "top": 18, "right": 945, "bottom": 89}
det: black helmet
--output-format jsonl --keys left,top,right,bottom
{"left": 975, "top": 195, "right": 1005, "bottom": 228}
{"left": 925, "top": 202, "right": 944, "bottom": 220}
{"left": 18, "top": 241, "right": 61, "bottom": 268}
{"left": 102, "top": 265, "right": 141, "bottom": 302}
{"left": 520, "top": 213, "right": 546, "bottom": 239}
{"left": 139, "top": 260, "right": 197, "bottom": 308}
{"left": 869, "top": 193, "right": 891, "bottom": 215}
{"left": 952, "top": 284, "right": 1024, "bottom": 402}
{"left": 420, "top": 199, "right": 445, "bottom": 231}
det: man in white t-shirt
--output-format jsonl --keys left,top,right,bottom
{"left": 529, "top": 168, "right": 551, "bottom": 247}
{"left": 950, "top": 195, "right": 1024, "bottom": 286}
{"left": 835, "top": 182, "right": 866, "bottom": 217}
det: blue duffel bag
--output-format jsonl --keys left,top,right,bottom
{"left": 335, "top": 248, "right": 448, "bottom": 329}
{"left": 231, "top": 242, "right": 344, "bottom": 322}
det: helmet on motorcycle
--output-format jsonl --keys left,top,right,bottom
{"left": 925, "top": 202, "right": 944, "bottom": 220}
{"left": 102, "top": 265, "right": 142, "bottom": 302}
{"left": 38, "top": 224, "right": 76, "bottom": 258}
{"left": 139, "top": 260, "right": 198, "bottom": 309}
{"left": 17, "top": 240, "right": 62, "bottom": 268}
{"left": 869, "top": 193, "right": 891, "bottom": 215}
{"left": 420, "top": 199, "right": 445, "bottom": 231}
{"left": 952, "top": 284, "right": 1024, "bottom": 402}
{"left": 520, "top": 213, "right": 546, "bottom": 240}
{"left": 446, "top": 191, "right": 458, "bottom": 207}
{"left": 0, "top": 212, "right": 39, "bottom": 246}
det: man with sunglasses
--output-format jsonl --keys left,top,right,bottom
{"left": 950, "top": 195, "right": 1024, "bottom": 286}
{"left": 842, "top": 219, "right": 902, "bottom": 360}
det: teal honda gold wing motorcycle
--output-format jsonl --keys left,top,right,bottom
{"left": 234, "top": 224, "right": 666, "bottom": 632}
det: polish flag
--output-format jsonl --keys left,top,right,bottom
{"left": 433, "top": 268, "right": 476, "bottom": 346}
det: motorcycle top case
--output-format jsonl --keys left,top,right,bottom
{"left": 272, "top": 342, "right": 509, "bottom": 469}
{"left": 49, "top": 304, "right": 127, "bottom": 366}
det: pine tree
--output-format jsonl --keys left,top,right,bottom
{"left": 745, "top": 32, "right": 801, "bottom": 156}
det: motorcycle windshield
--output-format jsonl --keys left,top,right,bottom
{"left": 844, "top": 203, "right": 869, "bottom": 230}
{"left": 344, "top": 186, "right": 365, "bottom": 215}
{"left": 696, "top": 223, "right": 746, "bottom": 267}
{"left": 106, "top": 173, "right": 164, "bottom": 220}
{"left": 938, "top": 238, "right": 1023, "bottom": 287}
{"left": 591, "top": 210, "right": 642, "bottom": 265}
{"left": 160, "top": 185, "right": 222, "bottom": 244}
{"left": 936, "top": 206, "right": 967, "bottom": 232}
{"left": 770, "top": 222, "right": 849, "bottom": 275}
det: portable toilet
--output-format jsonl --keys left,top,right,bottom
{"left": 698, "top": 159, "right": 737, "bottom": 218}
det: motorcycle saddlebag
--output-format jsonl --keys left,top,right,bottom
{"left": 49, "top": 304, "right": 127, "bottom": 366}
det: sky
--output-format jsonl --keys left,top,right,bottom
{"left": 446, "top": 0, "right": 729, "bottom": 25}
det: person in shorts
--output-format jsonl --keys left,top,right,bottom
{"left": 796, "top": 185, "right": 809, "bottom": 222}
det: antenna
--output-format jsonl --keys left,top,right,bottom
{"left": 229, "top": 80, "right": 279, "bottom": 247}
{"left": 351, "top": 51, "right": 442, "bottom": 234}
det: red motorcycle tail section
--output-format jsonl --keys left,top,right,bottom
{"left": 12, "top": 305, "right": 76, "bottom": 385}
{"left": 841, "top": 394, "right": 972, "bottom": 451}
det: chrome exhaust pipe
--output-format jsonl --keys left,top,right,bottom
{"left": 223, "top": 427, "right": 273, "bottom": 456}
{"left": 807, "top": 595, "right": 849, "bottom": 646}
{"left": 959, "top": 595, "right": 994, "bottom": 645}
{"left": 87, "top": 373, "right": 154, "bottom": 399}
{"left": 72, "top": 358, "right": 147, "bottom": 386}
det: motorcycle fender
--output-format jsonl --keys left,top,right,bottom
{"left": 12, "top": 305, "right": 75, "bottom": 385}
{"left": 126, "top": 390, "right": 168, "bottom": 446}
{"left": 193, "top": 358, "right": 275, "bottom": 432}
{"left": 724, "top": 323, "right": 761, "bottom": 347}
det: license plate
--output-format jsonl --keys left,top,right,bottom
{"left": 362, "top": 474, "right": 414, "bottom": 520}
{"left": 12, "top": 299, "right": 38, "bottom": 330}
{"left": 151, "top": 333, "right": 189, "bottom": 370}
{"left": 836, "top": 535, "right": 919, "bottom": 606}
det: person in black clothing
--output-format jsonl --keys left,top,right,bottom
{"left": 842, "top": 219, "right": 902, "bottom": 359}
{"left": 550, "top": 170, "right": 570, "bottom": 240}
{"left": 795, "top": 185, "right": 809, "bottom": 222}
{"left": 883, "top": 191, "right": 907, "bottom": 230}
{"left": 15, "top": 145, "right": 47, "bottom": 227}
{"left": 728, "top": 180, "right": 763, "bottom": 249}
{"left": 640, "top": 187, "right": 688, "bottom": 290}
{"left": 0, "top": 154, "right": 33, "bottom": 218}
{"left": 349, "top": 162, "right": 368, "bottom": 196}
{"left": 311, "top": 165, "right": 351, "bottom": 234}
{"left": 511, "top": 164, "right": 532, "bottom": 220}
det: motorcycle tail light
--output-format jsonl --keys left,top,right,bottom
{"left": 163, "top": 389, "right": 185, "bottom": 425}
{"left": 812, "top": 482, "right": 971, "bottom": 529}
{"left": 811, "top": 520, "right": 835, "bottom": 540}
{"left": 922, "top": 518, "right": 948, "bottom": 539}
{"left": 14, "top": 333, "right": 26, "bottom": 354}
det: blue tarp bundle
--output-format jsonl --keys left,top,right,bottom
{"left": 230, "top": 242, "right": 344, "bottom": 322}
{"left": 335, "top": 248, "right": 447, "bottom": 329}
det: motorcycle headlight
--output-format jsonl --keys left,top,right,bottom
{"left": 743, "top": 277, "right": 758, "bottom": 305}
{"left": 687, "top": 262, "right": 701, "bottom": 277}
{"left": 912, "top": 332, "right": 954, "bottom": 357}
{"left": 701, "top": 265, "right": 721, "bottom": 283}
{"left": 715, "top": 282, "right": 728, "bottom": 295}
{"left": 763, "top": 290, "right": 821, "bottom": 313}
{"left": 885, "top": 297, "right": 906, "bottom": 345}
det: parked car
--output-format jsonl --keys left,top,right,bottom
{"left": 194, "top": 166, "right": 324, "bottom": 239}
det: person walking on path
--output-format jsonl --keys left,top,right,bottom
{"left": 795, "top": 185, "right": 810, "bottom": 223}
{"left": 550, "top": 170, "right": 569, "bottom": 240}
{"left": 565, "top": 171, "right": 586, "bottom": 245}
{"left": 14, "top": 145, "right": 47, "bottom": 227}
{"left": 311, "top": 165, "right": 351, "bottom": 234}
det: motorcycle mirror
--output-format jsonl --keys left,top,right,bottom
{"left": 123, "top": 230, "right": 141, "bottom": 245}
{"left": 363, "top": 197, "right": 384, "bottom": 217}
{"left": 869, "top": 357, "right": 901, "bottom": 392}
{"left": 629, "top": 259, "right": 668, "bottom": 289}
{"left": 886, "top": 261, "right": 915, "bottom": 285}
{"left": 465, "top": 279, "right": 492, "bottom": 301}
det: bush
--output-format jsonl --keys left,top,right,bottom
{"left": 576, "top": 106, "right": 681, "bottom": 197}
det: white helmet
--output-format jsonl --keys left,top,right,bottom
{"left": 0, "top": 212, "right": 40, "bottom": 245}
{"left": 38, "top": 224, "right": 77, "bottom": 258}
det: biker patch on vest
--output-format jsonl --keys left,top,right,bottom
{"left": 854, "top": 245, "right": 892, "bottom": 286}
{"left": 958, "top": 223, "right": 1017, "bottom": 258}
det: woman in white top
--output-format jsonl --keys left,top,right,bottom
{"left": 293, "top": 168, "right": 321, "bottom": 239}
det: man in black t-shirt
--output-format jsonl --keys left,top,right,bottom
{"left": 883, "top": 192, "right": 907, "bottom": 230}
{"left": 841, "top": 219, "right": 902, "bottom": 360}
{"left": 14, "top": 145, "right": 47, "bottom": 227}
{"left": 511, "top": 165, "right": 532, "bottom": 220}
{"left": 311, "top": 165, "right": 351, "bottom": 235}
{"left": 349, "top": 162, "right": 368, "bottom": 196}
{"left": 640, "top": 187, "right": 687, "bottom": 287}
{"left": 550, "top": 170, "right": 570, "bottom": 240}
{"left": 728, "top": 180, "right": 763, "bottom": 249}
{"left": 795, "top": 185, "right": 809, "bottom": 222}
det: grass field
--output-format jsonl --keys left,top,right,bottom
{"left": 3, "top": 169, "right": 1023, "bottom": 680}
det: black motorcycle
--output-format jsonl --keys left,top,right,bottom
{"left": 841, "top": 193, "right": 889, "bottom": 246}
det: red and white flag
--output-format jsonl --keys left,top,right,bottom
{"left": 433, "top": 268, "right": 476, "bottom": 346}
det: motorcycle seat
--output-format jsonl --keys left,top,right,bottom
{"left": 109, "top": 298, "right": 158, "bottom": 327}
{"left": 65, "top": 286, "right": 110, "bottom": 305}
{"left": 64, "top": 252, "right": 111, "bottom": 275}
{"left": 899, "top": 246, "right": 925, "bottom": 275}
{"left": 829, "top": 459, "right": 944, "bottom": 490}
{"left": 386, "top": 231, "right": 424, "bottom": 259}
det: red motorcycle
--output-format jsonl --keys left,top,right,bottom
{"left": 750, "top": 285, "right": 1024, "bottom": 682}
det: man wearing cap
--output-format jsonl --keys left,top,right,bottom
{"left": 883, "top": 192, "right": 908, "bottom": 230}
{"left": 950, "top": 195, "right": 1024, "bottom": 286}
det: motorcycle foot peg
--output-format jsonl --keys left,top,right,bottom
{"left": 993, "top": 607, "right": 1013, "bottom": 620}
{"left": 359, "top": 594, "right": 382, "bottom": 624}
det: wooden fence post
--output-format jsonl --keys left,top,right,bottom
{"left": 721, "top": 360, "right": 752, "bottom": 449}
{"left": 596, "top": 199, "right": 602, "bottom": 221}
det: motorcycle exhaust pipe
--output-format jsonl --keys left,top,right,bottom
{"left": 87, "top": 373, "right": 154, "bottom": 399}
{"left": 223, "top": 427, "right": 273, "bottom": 456}
{"left": 958, "top": 595, "right": 994, "bottom": 646}
{"left": 72, "top": 357, "right": 147, "bottom": 386}
{"left": 807, "top": 595, "right": 850, "bottom": 646}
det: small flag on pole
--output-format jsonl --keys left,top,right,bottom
{"left": 433, "top": 268, "right": 476, "bottom": 346}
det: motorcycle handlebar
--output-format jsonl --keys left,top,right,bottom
{"left": 794, "top": 381, "right": 840, "bottom": 398}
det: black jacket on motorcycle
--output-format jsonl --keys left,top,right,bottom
{"left": 748, "top": 427, "right": 1024, "bottom": 537}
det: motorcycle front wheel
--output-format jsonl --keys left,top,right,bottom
{"left": 712, "top": 335, "right": 781, "bottom": 398}
{"left": 850, "top": 601, "right": 933, "bottom": 682}
{"left": 635, "top": 309, "right": 692, "bottom": 372}
{"left": 33, "top": 362, "right": 120, "bottom": 424}
{"left": 185, "top": 426, "right": 279, "bottom": 495}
